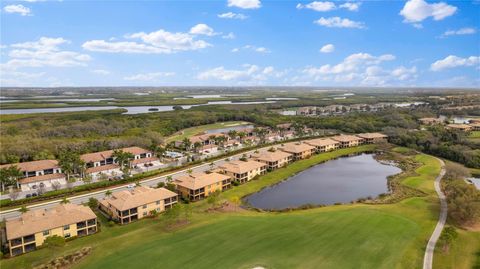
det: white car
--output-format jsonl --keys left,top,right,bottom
{"left": 126, "top": 184, "right": 136, "bottom": 189}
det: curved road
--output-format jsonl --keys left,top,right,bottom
{"left": 423, "top": 157, "right": 447, "bottom": 269}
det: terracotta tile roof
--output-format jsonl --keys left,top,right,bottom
{"left": 200, "top": 144, "right": 218, "bottom": 150}
{"left": 85, "top": 164, "right": 120, "bottom": 174}
{"left": 447, "top": 124, "right": 472, "bottom": 129}
{"left": 331, "top": 135, "right": 364, "bottom": 143}
{"left": 189, "top": 133, "right": 225, "bottom": 144}
{"left": 0, "top": 160, "right": 59, "bottom": 172}
{"left": 219, "top": 160, "right": 266, "bottom": 174}
{"left": 305, "top": 138, "right": 339, "bottom": 147}
{"left": 122, "top": 147, "right": 151, "bottom": 156}
{"left": 81, "top": 150, "right": 114, "bottom": 163}
{"left": 470, "top": 123, "right": 480, "bottom": 127}
{"left": 356, "top": 133, "right": 388, "bottom": 139}
{"left": 279, "top": 142, "right": 315, "bottom": 154}
{"left": 174, "top": 172, "right": 230, "bottom": 190}
{"left": 19, "top": 173, "right": 66, "bottom": 184}
{"left": 131, "top": 156, "right": 159, "bottom": 165}
{"left": 276, "top": 123, "right": 292, "bottom": 129}
{"left": 6, "top": 204, "right": 96, "bottom": 240}
{"left": 100, "top": 186, "right": 177, "bottom": 211}
{"left": 251, "top": 150, "right": 292, "bottom": 163}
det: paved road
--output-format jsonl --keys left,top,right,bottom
{"left": 0, "top": 147, "right": 261, "bottom": 221}
{"left": 423, "top": 157, "right": 447, "bottom": 269}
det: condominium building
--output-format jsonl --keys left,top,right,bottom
{"left": 419, "top": 117, "right": 443, "bottom": 125}
{"left": 250, "top": 150, "right": 293, "bottom": 170}
{"left": 305, "top": 138, "right": 340, "bottom": 153}
{"left": 446, "top": 124, "right": 473, "bottom": 132}
{"left": 174, "top": 172, "right": 231, "bottom": 201}
{"left": 356, "top": 133, "right": 388, "bottom": 144}
{"left": 0, "top": 160, "right": 66, "bottom": 192}
{"left": 6, "top": 204, "right": 97, "bottom": 256}
{"left": 219, "top": 160, "right": 267, "bottom": 184}
{"left": 99, "top": 186, "right": 177, "bottom": 225}
{"left": 278, "top": 142, "right": 315, "bottom": 160}
{"left": 331, "top": 135, "right": 364, "bottom": 148}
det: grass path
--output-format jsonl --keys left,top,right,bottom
{"left": 0, "top": 147, "right": 445, "bottom": 269}
{"left": 165, "top": 121, "right": 250, "bottom": 142}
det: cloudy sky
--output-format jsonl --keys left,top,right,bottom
{"left": 1, "top": 0, "right": 479, "bottom": 87}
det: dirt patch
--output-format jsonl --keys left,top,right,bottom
{"left": 462, "top": 222, "right": 480, "bottom": 231}
{"left": 206, "top": 201, "right": 246, "bottom": 213}
{"left": 33, "top": 247, "right": 92, "bottom": 269}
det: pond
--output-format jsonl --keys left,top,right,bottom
{"left": 439, "top": 115, "right": 479, "bottom": 124}
{"left": 0, "top": 101, "right": 276, "bottom": 115}
{"left": 244, "top": 154, "right": 402, "bottom": 210}
{"left": 466, "top": 178, "right": 480, "bottom": 190}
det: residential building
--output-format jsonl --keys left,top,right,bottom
{"left": 0, "top": 160, "right": 66, "bottom": 192}
{"left": 174, "top": 172, "right": 231, "bottom": 201}
{"left": 331, "top": 135, "right": 364, "bottom": 148}
{"left": 469, "top": 123, "right": 480, "bottom": 131}
{"left": 197, "top": 144, "right": 219, "bottom": 155}
{"left": 250, "top": 150, "right": 293, "bottom": 170}
{"left": 279, "top": 142, "right": 315, "bottom": 160}
{"left": 305, "top": 138, "right": 340, "bottom": 153}
{"left": 419, "top": 117, "right": 443, "bottom": 125}
{"left": 446, "top": 124, "right": 473, "bottom": 132}
{"left": 99, "top": 186, "right": 178, "bottom": 225}
{"left": 356, "top": 133, "right": 388, "bottom": 144}
{"left": 81, "top": 147, "right": 158, "bottom": 179}
{"left": 6, "top": 204, "right": 97, "bottom": 256}
{"left": 219, "top": 160, "right": 267, "bottom": 184}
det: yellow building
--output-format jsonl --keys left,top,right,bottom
{"left": 305, "top": 138, "right": 340, "bottom": 153}
{"left": 331, "top": 135, "right": 364, "bottom": 148}
{"left": 278, "top": 142, "right": 316, "bottom": 160}
{"left": 99, "top": 186, "right": 177, "bottom": 225}
{"left": 356, "top": 133, "right": 388, "bottom": 144}
{"left": 219, "top": 160, "right": 267, "bottom": 184}
{"left": 6, "top": 204, "right": 97, "bottom": 257}
{"left": 174, "top": 172, "right": 231, "bottom": 201}
{"left": 250, "top": 150, "right": 293, "bottom": 170}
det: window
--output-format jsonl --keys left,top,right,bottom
{"left": 143, "top": 212, "right": 147, "bottom": 216}
{"left": 65, "top": 233, "right": 71, "bottom": 238}
{"left": 142, "top": 205, "right": 147, "bottom": 209}
{"left": 63, "top": 225, "right": 70, "bottom": 230}
{"left": 156, "top": 208, "right": 160, "bottom": 211}
{"left": 43, "top": 230, "right": 50, "bottom": 236}
{"left": 156, "top": 201, "right": 160, "bottom": 205}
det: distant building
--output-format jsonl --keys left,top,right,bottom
{"left": 250, "top": 150, "right": 293, "bottom": 170}
{"left": 446, "top": 124, "right": 473, "bottom": 132}
{"left": 279, "top": 142, "right": 315, "bottom": 160}
{"left": 331, "top": 135, "right": 364, "bottom": 148}
{"left": 356, "top": 133, "right": 388, "bottom": 144}
{"left": 305, "top": 138, "right": 340, "bottom": 153}
{"left": 469, "top": 123, "right": 480, "bottom": 131}
{"left": 419, "top": 117, "right": 443, "bottom": 125}
{"left": 218, "top": 160, "right": 267, "bottom": 184}
{"left": 174, "top": 172, "right": 231, "bottom": 201}
{"left": 0, "top": 160, "right": 66, "bottom": 192}
{"left": 99, "top": 186, "right": 177, "bottom": 225}
{"left": 6, "top": 204, "right": 97, "bottom": 256}
{"left": 197, "top": 144, "right": 219, "bottom": 155}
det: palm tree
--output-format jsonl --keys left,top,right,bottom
{"left": 227, "top": 130, "right": 238, "bottom": 140}
{"left": 60, "top": 197, "right": 70, "bottom": 204}
{"left": 238, "top": 132, "right": 246, "bottom": 144}
{"left": 193, "top": 142, "right": 202, "bottom": 152}
{"left": 105, "top": 190, "right": 112, "bottom": 198}
{"left": 166, "top": 175, "right": 173, "bottom": 183}
{"left": 0, "top": 166, "right": 22, "bottom": 191}
{"left": 112, "top": 149, "right": 134, "bottom": 175}
{"left": 18, "top": 206, "right": 29, "bottom": 213}
{"left": 149, "top": 143, "right": 165, "bottom": 160}
{"left": 182, "top": 138, "right": 192, "bottom": 151}
{"left": 187, "top": 169, "right": 193, "bottom": 176}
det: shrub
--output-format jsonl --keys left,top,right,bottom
{"left": 156, "top": 182, "right": 166, "bottom": 188}
{"left": 108, "top": 221, "right": 115, "bottom": 227}
{"left": 43, "top": 235, "right": 66, "bottom": 248}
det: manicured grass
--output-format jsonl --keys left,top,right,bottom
{"left": 434, "top": 229, "right": 480, "bottom": 269}
{"left": 165, "top": 121, "right": 251, "bottom": 142}
{"left": 0, "top": 148, "right": 446, "bottom": 269}
{"left": 469, "top": 131, "right": 480, "bottom": 138}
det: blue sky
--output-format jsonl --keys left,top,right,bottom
{"left": 1, "top": 0, "right": 479, "bottom": 87}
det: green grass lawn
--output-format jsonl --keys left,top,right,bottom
{"left": 0, "top": 147, "right": 449, "bottom": 269}
{"left": 165, "top": 121, "right": 251, "bottom": 142}
{"left": 434, "top": 229, "right": 480, "bottom": 269}
{"left": 469, "top": 131, "right": 480, "bottom": 138}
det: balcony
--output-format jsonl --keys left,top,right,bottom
{"left": 10, "top": 238, "right": 22, "bottom": 247}
{"left": 76, "top": 221, "right": 87, "bottom": 229}
{"left": 87, "top": 219, "right": 96, "bottom": 226}
{"left": 23, "top": 235, "right": 35, "bottom": 244}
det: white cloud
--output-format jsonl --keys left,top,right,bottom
{"left": 296, "top": 1, "right": 336, "bottom": 12}
{"left": 189, "top": 24, "right": 217, "bottom": 36}
{"left": 314, "top": 17, "right": 365, "bottom": 29}
{"left": 300, "top": 52, "right": 409, "bottom": 86}
{"left": 197, "top": 64, "right": 284, "bottom": 82}
{"left": 441, "top": 27, "right": 476, "bottom": 37}
{"left": 400, "top": 0, "right": 457, "bottom": 26}
{"left": 320, "top": 44, "right": 335, "bottom": 53}
{"left": 339, "top": 2, "right": 360, "bottom": 11}
{"left": 431, "top": 55, "right": 480, "bottom": 71}
{"left": 231, "top": 45, "right": 271, "bottom": 53}
{"left": 92, "top": 69, "right": 110, "bottom": 75}
{"left": 227, "top": 0, "right": 261, "bottom": 9}
{"left": 0, "top": 71, "right": 45, "bottom": 86}
{"left": 1, "top": 37, "right": 91, "bottom": 70}
{"left": 218, "top": 12, "right": 248, "bottom": 19}
{"left": 124, "top": 72, "right": 175, "bottom": 81}
{"left": 83, "top": 27, "right": 211, "bottom": 54}
{"left": 3, "top": 4, "right": 31, "bottom": 16}
{"left": 222, "top": 32, "right": 236, "bottom": 39}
